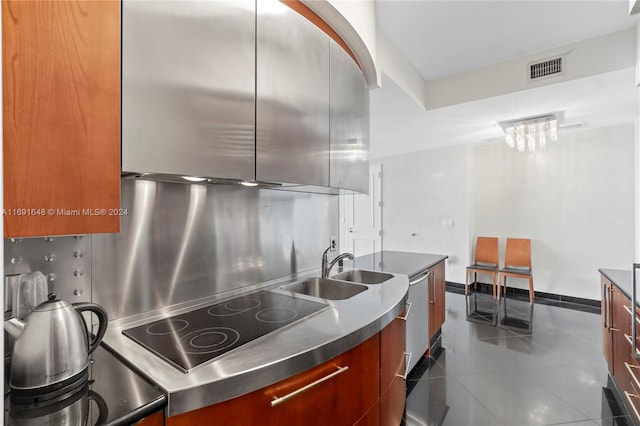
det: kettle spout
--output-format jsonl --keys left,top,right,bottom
{"left": 4, "top": 317, "right": 25, "bottom": 340}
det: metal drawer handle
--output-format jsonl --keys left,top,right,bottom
{"left": 409, "top": 270, "right": 430, "bottom": 286}
{"left": 603, "top": 284, "right": 608, "bottom": 329}
{"left": 624, "top": 334, "right": 640, "bottom": 356}
{"left": 270, "top": 365, "right": 349, "bottom": 407}
{"left": 625, "top": 362, "right": 640, "bottom": 391}
{"left": 398, "top": 302, "right": 412, "bottom": 321}
{"left": 396, "top": 352, "right": 412, "bottom": 380}
{"left": 609, "top": 286, "right": 613, "bottom": 328}
{"left": 625, "top": 391, "right": 640, "bottom": 420}
{"left": 430, "top": 271, "right": 436, "bottom": 304}
{"left": 624, "top": 305, "right": 640, "bottom": 325}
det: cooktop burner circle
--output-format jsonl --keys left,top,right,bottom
{"left": 255, "top": 307, "right": 297, "bottom": 323}
{"left": 189, "top": 331, "right": 228, "bottom": 348}
{"left": 146, "top": 319, "right": 190, "bottom": 336}
{"left": 207, "top": 298, "right": 261, "bottom": 316}
{"left": 180, "top": 327, "right": 240, "bottom": 355}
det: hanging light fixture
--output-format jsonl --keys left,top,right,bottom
{"left": 499, "top": 114, "right": 558, "bottom": 153}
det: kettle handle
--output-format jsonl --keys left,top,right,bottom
{"left": 73, "top": 303, "right": 108, "bottom": 354}
{"left": 88, "top": 389, "right": 109, "bottom": 425}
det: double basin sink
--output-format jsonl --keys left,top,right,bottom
{"left": 280, "top": 270, "right": 393, "bottom": 300}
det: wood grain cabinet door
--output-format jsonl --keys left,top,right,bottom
{"left": 3, "top": 0, "right": 121, "bottom": 237}
{"left": 166, "top": 334, "right": 380, "bottom": 426}
{"left": 380, "top": 315, "right": 407, "bottom": 424}
{"left": 612, "top": 285, "right": 631, "bottom": 389}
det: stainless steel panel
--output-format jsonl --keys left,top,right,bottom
{"left": 122, "top": 0, "right": 255, "bottom": 180}
{"left": 4, "top": 236, "right": 92, "bottom": 305}
{"left": 406, "top": 271, "right": 429, "bottom": 371}
{"left": 256, "top": 3, "right": 330, "bottom": 186}
{"left": 92, "top": 179, "right": 338, "bottom": 320}
{"left": 329, "top": 40, "right": 369, "bottom": 193}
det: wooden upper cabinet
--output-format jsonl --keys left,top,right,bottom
{"left": 3, "top": 0, "right": 121, "bottom": 238}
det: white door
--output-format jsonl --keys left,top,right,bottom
{"left": 341, "top": 164, "right": 382, "bottom": 256}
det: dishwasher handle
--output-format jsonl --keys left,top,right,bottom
{"left": 633, "top": 263, "right": 640, "bottom": 359}
{"left": 409, "top": 270, "right": 430, "bottom": 286}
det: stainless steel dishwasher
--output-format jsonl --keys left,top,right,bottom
{"left": 405, "top": 268, "right": 430, "bottom": 372}
{"left": 347, "top": 251, "right": 448, "bottom": 373}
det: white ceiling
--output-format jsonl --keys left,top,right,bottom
{"left": 371, "top": 0, "right": 639, "bottom": 158}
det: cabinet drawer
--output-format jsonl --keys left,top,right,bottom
{"left": 380, "top": 375, "right": 406, "bottom": 426}
{"left": 624, "top": 383, "right": 640, "bottom": 421}
{"left": 166, "top": 333, "right": 379, "bottom": 426}
{"left": 354, "top": 401, "right": 380, "bottom": 426}
{"left": 381, "top": 315, "right": 406, "bottom": 392}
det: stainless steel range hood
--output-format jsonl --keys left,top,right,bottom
{"left": 121, "top": 0, "right": 364, "bottom": 195}
{"left": 121, "top": 0, "right": 257, "bottom": 184}
{"left": 121, "top": 173, "right": 282, "bottom": 190}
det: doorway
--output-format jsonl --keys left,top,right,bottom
{"left": 340, "top": 164, "right": 382, "bottom": 256}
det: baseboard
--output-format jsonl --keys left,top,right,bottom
{"left": 446, "top": 281, "right": 600, "bottom": 313}
{"left": 606, "top": 372, "right": 638, "bottom": 425}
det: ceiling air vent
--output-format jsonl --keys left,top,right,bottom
{"left": 528, "top": 56, "right": 564, "bottom": 81}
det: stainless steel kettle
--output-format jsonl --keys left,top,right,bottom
{"left": 4, "top": 293, "right": 108, "bottom": 398}
{"left": 8, "top": 384, "right": 109, "bottom": 426}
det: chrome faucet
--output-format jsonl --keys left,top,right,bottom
{"left": 321, "top": 243, "right": 354, "bottom": 278}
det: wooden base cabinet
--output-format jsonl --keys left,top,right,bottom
{"left": 3, "top": 0, "right": 121, "bottom": 237}
{"left": 166, "top": 314, "right": 407, "bottom": 426}
{"left": 381, "top": 315, "right": 407, "bottom": 424}
{"left": 136, "top": 411, "right": 164, "bottom": 426}
{"left": 167, "top": 334, "right": 380, "bottom": 426}
{"left": 601, "top": 274, "right": 640, "bottom": 422}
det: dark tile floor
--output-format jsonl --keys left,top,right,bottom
{"left": 404, "top": 291, "right": 633, "bottom": 426}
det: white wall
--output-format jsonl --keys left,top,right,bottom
{"left": 376, "top": 123, "right": 635, "bottom": 301}
{"left": 374, "top": 144, "right": 472, "bottom": 283}
{"left": 302, "top": 0, "right": 380, "bottom": 87}
{"left": 473, "top": 124, "right": 634, "bottom": 300}
{"left": 425, "top": 28, "right": 636, "bottom": 110}
{"left": 377, "top": 31, "right": 427, "bottom": 110}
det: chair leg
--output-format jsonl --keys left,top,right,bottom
{"left": 492, "top": 273, "right": 496, "bottom": 299}
{"left": 503, "top": 277, "right": 507, "bottom": 295}
{"left": 529, "top": 276, "right": 534, "bottom": 304}
{"left": 465, "top": 270, "right": 468, "bottom": 295}
{"left": 497, "top": 274, "right": 501, "bottom": 300}
{"left": 474, "top": 272, "right": 477, "bottom": 290}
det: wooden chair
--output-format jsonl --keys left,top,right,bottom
{"left": 465, "top": 237, "right": 499, "bottom": 298}
{"left": 498, "top": 238, "right": 534, "bottom": 304}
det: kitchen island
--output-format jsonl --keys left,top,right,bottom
{"left": 599, "top": 268, "right": 640, "bottom": 424}
{"left": 347, "top": 251, "right": 448, "bottom": 278}
{"left": 347, "top": 251, "right": 448, "bottom": 366}
{"left": 102, "top": 268, "right": 409, "bottom": 423}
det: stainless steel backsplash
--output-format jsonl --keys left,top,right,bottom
{"left": 5, "top": 179, "right": 338, "bottom": 320}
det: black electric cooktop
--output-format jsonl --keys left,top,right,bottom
{"left": 123, "top": 291, "right": 328, "bottom": 373}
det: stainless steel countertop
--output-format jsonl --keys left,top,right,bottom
{"left": 346, "top": 251, "right": 448, "bottom": 278}
{"left": 4, "top": 345, "right": 165, "bottom": 425}
{"left": 102, "top": 268, "right": 409, "bottom": 417}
